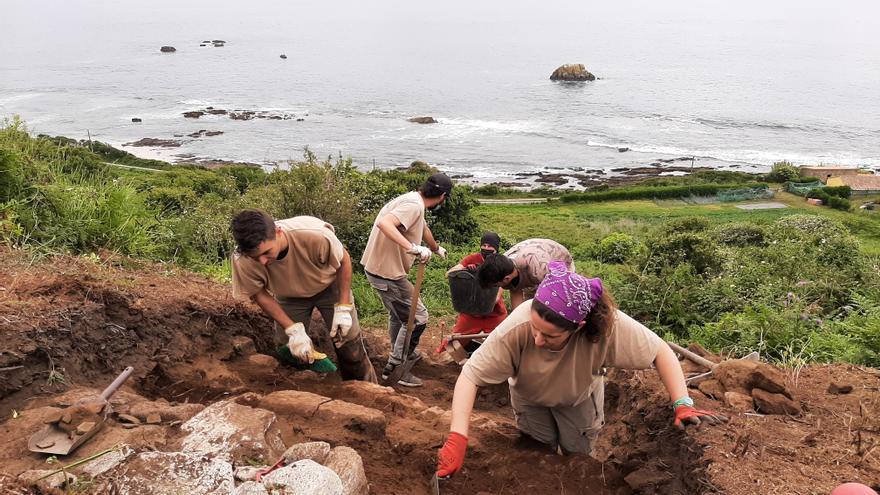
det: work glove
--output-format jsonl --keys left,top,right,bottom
{"left": 284, "top": 322, "right": 314, "bottom": 363}
{"left": 330, "top": 304, "right": 354, "bottom": 340}
{"left": 674, "top": 405, "right": 727, "bottom": 429}
{"left": 434, "top": 245, "right": 448, "bottom": 260}
{"left": 436, "top": 432, "right": 468, "bottom": 478}
{"left": 408, "top": 243, "right": 432, "bottom": 263}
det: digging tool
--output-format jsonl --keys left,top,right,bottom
{"left": 429, "top": 472, "right": 440, "bottom": 494}
{"left": 28, "top": 366, "right": 134, "bottom": 456}
{"left": 434, "top": 332, "right": 492, "bottom": 354}
{"left": 383, "top": 261, "right": 426, "bottom": 387}
{"left": 666, "top": 341, "right": 760, "bottom": 383}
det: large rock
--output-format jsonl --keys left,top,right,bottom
{"left": 238, "top": 354, "right": 280, "bottom": 381}
{"left": 234, "top": 481, "right": 270, "bottom": 495}
{"left": 181, "top": 399, "right": 285, "bottom": 462}
{"left": 317, "top": 400, "right": 386, "bottom": 437}
{"left": 160, "top": 46, "right": 176, "bottom": 53}
{"left": 407, "top": 116, "right": 437, "bottom": 124}
{"left": 129, "top": 399, "right": 205, "bottom": 422}
{"left": 697, "top": 379, "right": 724, "bottom": 400}
{"left": 106, "top": 451, "right": 234, "bottom": 495}
{"left": 259, "top": 390, "right": 331, "bottom": 417}
{"left": 263, "top": 459, "right": 344, "bottom": 495}
{"left": 80, "top": 447, "right": 133, "bottom": 477}
{"left": 549, "top": 64, "right": 595, "bottom": 81}
{"left": 337, "top": 381, "right": 429, "bottom": 416}
{"left": 712, "top": 360, "right": 790, "bottom": 397}
{"left": 723, "top": 391, "right": 754, "bottom": 412}
{"left": 19, "top": 469, "right": 76, "bottom": 491}
{"left": 752, "top": 389, "right": 801, "bottom": 415}
{"left": 283, "top": 441, "right": 331, "bottom": 464}
{"left": 324, "top": 446, "right": 368, "bottom": 495}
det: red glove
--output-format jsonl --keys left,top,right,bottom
{"left": 436, "top": 432, "right": 468, "bottom": 478}
{"left": 674, "top": 405, "right": 727, "bottom": 429}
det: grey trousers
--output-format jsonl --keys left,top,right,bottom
{"left": 510, "top": 376, "right": 606, "bottom": 455}
{"left": 365, "top": 272, "right": 429, "bottom": 365}
{"left": 276, "top": 281, "right": 377, "bottom": 383}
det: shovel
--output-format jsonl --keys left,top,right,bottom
{"left": 28, "top": 366, "right": 134, "bottom": 456}
{"left": 384, "top": 262, "right": 426, "bottom": 387}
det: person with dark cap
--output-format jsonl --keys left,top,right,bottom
{"left": 478, "top": 238, "right": 574, "bottom": 310}
{"left": 436, "top": 262, "right": 726, "bottom": 478}
{"left": 361, "top": 172, "right": 454, "bottom": 387}
{"left": 444, "top": 232, "right": 508, "bottom": 352}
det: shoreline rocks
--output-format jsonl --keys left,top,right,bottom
{"left": 407, "top": 116, "right": 437, "bottom": 124}
{"left": 160, "top": 46, "right": 176, "bottom": 53}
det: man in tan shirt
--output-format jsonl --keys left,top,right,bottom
{"left": 361, "top": 172, "right": 453, "bottom": 387}
{"left": 477, "top": 238, "right": 574, "bottom": 309}
{"left": 231, "top": 209, "right": 376, "bottom": 382}
{"left": 436, "top": 262, "right": 725, "bottom": 478}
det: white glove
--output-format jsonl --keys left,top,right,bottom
{"left": 407, "top": 243, "right": 432, "bottom": 263}
{"left": 434, "top": 245, "right": 447, "bottom": 260}
{"left": 331, "top": 304, "right": 354, "bottom": 340}
{"left": 284, "top": 322, "right": 314, "bottom": 363}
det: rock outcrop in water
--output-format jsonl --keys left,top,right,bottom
{"left": 550, "top": 64, "right": 595, "bottom": 81}
{"left": 160, "top": 46, "right": 176, "bottom": 53}
{"left": 407, "top": 116, "right": 437, "bottom": 124}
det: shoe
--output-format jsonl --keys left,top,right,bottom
{"left": 381, "top": 363, "right": 395, "bottom": 382}
{"left": 397, "top": 371, "right": 423, "bottom": 388}
{"left": 407, "top": 350, "right": 422, "bottom": 363}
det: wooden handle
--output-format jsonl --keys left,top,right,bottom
{"left": 100, "top": 366, "right": 134, "bottom": 401}
{"left": 401, "top": 263, "right": 427, "bottom": 356}
{"left": 666, "top": 342, "right": 716, "bottom": 370}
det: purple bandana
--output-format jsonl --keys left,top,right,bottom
{"left": 535, "top": 261, "right": 604, "bottom": 323}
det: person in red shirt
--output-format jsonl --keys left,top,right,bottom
{"left": 446, "top": 232, "right": 508, "bottom": 352}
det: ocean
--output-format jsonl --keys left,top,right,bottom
{"left": 1, "top": 0, "right": 879, "bottom": 184}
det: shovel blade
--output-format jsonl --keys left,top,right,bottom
{"left": 28, "top": 421, "right": 105, "bottom": 456}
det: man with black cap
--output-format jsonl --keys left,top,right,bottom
{"left": 445, "top": 232, "right": 508, "bottom": 352}
{"left": 361, "top": 172, "right": 453, "bottom": 387}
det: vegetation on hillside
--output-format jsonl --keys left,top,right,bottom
{"left": 2, "top": 118, "right": 879, "bottom": 366}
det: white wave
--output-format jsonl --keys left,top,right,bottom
{"left": 0, "top": 92, "right": 42, "bottom": 106}
{"left": 438, "top": 118, "right": 547, "bottom": 135}
{"left": 177, "top": 99, "right": 217, "bottom": 106}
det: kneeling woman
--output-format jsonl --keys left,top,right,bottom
{"left": 437, "top": 262, "right": 725, "bottom": 477}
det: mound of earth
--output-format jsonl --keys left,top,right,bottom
{"left": 0, "top": 248, "right": 876, "bottom": 494}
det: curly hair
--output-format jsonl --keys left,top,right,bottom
{"left": 477, "top": 253, "right": 515, "bottom": 288}
{"left": 531, "top": 289, "right": 617, "bottom": 343}
{"left": 230, "top": 209, "right": 276, "bottom": 254}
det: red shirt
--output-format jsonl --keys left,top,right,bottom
{"left": 457, "top": 252, "right": 507, "bottom": 319}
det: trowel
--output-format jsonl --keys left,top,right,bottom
{"left": 28, "top": 366, "right": 134, "bottom": 456}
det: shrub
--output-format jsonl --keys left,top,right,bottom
{"left": 766, "top": 161, "right": 800, "bottom": 183}
{"left": 597, "top": 233, "right": 639, "bottom": 264}
{"left": 646, "top": 232, "right": 719, "bottom": 274}
{"left": 659, "top": 216, "right": 710, "bottom": 235}
{"left": 773, "top": 214, "right": 846, "bottom": 236}
{"left": 714, "top": 222, "right": 767, "bottom": 247}
{"left": 822, "top": 186, "right": 852, "bottom": 199}
{"left": 827, "top": 196, "right": 852, "bottom": 211}
{"left": 559, "top": 183, "right": 768, "bottom": 203}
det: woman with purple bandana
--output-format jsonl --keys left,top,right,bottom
{"left": 436, "top": 262, "right": 726, "bottom": 478}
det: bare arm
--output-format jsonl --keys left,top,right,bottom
{"left": 377, "top": 213, "right": 416, "bottom": 251}
{"left": 509, "top": 290, "right": 525, "bottom": 310}
{"left": 252, "top": 289, "right": 294, "bottom": 328}
{"left": 654, "top": 342, "right": 689, "bottom": 402}
{"left": 422, "top": 224, "right": 440, "bottom": 252}
{"left": 449, "top": 373, "right": 479, "bottom": 437}
{"left": 446, "top": 263, "right": 465, "bottom": 277}
{"left": 336, "top": 249, "right": 353, "bottom": 305}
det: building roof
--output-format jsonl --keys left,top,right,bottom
{"left": 800, "top": 165, "right": 861, "bottom": 172}
{"left": 831, "top": 174, "right": 880, "bottom": 191}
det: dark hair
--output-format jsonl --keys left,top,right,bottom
{"left": 477, "top": 253, "right": 515, "bottom": 288}
{"left": 231, "top": 209, "right": 276, "bottom": 254}
{"left": 480, "top": 231, "right": 501, "bottom": 251}
{"left": 419, "top": 172, "right": 453, "bottom": 198}
{"left": 531, "top": 290, "right": 617, "bottom": 343}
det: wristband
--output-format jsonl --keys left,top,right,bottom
{"left": 672, "top": 397, "right": 694, "bottom": 409}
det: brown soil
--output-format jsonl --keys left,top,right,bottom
{"left": 0, "top": 248, "right": 877, "bottom": 494}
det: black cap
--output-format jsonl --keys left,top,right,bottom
{"left": 426, "top": 172, "right": 453, "bottom": 196}
{"left": 480, "top": 231, "right": 501, "bottom": 251}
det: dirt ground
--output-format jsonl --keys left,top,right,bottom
{"left": 0, "top": 248, "right": 877, "bottom": 494}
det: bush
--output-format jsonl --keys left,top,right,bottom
{"left": 646, "top": 232, "right": 719, "bottom": 274}
{"left": 773, "top": 214, "right": 847, "bottom": 236}
{"left": 822, "top": 186, "right": 852, "bottom": 199}
{"left": 714, "top": 222, "right": 767, "bottom": 247}
{"left": 597, "top": 233, "right": 639, "bottom": 264}
{"left": 659, "top": 216, "right": 710, "bottom": 235}
{"left": 827, "top": 196, "right": 852, "bottom": 211}
{"left": 766, "top": 161, "right": 800, "bottom": 183}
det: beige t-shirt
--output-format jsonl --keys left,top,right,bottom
{"left": 231, "top": 216, "right": 345, "bottom": 300}
{"left": 360, "top": 191, "right": 426, "bottom": 280}
{"left": 462, "top": 299, "right": 664, "bottom": 408}
{"left": 504, "top": 239, "right": 574, "bottom": 297}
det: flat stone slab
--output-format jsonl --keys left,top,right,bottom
{"left": 181, "top": 399, "right": 285, "bottom": 462}
{"left": 735, "top": 202, "right": 788, "bottom": 210}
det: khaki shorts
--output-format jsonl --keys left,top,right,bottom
{"left": 510, "top": 376, "right": 605, "bottom": 455}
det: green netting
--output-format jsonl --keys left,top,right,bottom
{"left": 681, "top": 186, "right": 774, "bottom": 204}
{"left": 785, "top": 181, "right": 823, "bottom": 196}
